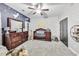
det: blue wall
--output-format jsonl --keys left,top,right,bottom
{"left": 0, "top": 3, "right": 29, "bottom": 28}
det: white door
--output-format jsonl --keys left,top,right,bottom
{"left": 0, "top": 12, "right": 2, "bottom": 45}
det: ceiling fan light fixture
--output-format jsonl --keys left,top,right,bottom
{"left": 27, "top": 3, "right": 49, "bottom": 18}
{"left": 36, "top": 9, "right": 41, "bottom": 14}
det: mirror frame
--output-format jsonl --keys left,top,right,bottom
{"left": 7, "top": 17, "right": 23, "bottom": 32}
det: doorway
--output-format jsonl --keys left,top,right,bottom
{"left": 60, "top": 17, "right": 68, "bottom": 47}
{"left": 0, "top": 12, "right": 2, "bottom": 45}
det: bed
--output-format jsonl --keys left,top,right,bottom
{"left": 33, "top": 28, "right": 51, "bottom": 41}
{"left": 14, "top": 40, "right": 76, "bottom": 56}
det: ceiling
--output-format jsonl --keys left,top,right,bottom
{"left": 5, "top": 3, "right": 73, "bottom": 19}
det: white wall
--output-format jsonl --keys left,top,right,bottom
{"left": 0, "top": 12, "right": 2, "bottom": 45}
{"left": 29, "top": 4, "right": 79, "bottom": 55}
{"left": 29, "top": 17, "right": 60, "bottom": 40}
{"left": 60, "top": 4, "right": 79, "bottom": 54}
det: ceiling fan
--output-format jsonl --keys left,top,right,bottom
{"left": 27, "top": 3, "right": 49, "bottom": 18}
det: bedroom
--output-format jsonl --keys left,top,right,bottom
{"left": 0, "top": 3, "right": 79, "bottom": 56}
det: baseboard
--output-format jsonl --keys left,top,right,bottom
{"left": 68, "top": 47, "right": 79, "bottom": 56}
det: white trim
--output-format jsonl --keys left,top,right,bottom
{"left": 0, "top": 12, "right": 2, "bottom": 45}
{"left": 68, "top": 47, "right": 79, "bottom": 56}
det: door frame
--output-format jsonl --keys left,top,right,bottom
{"left": 0, "top": 12, "right": 2, "bottom": 45}
{"left": 60, "top": 17, "right": 68, "bottom": 47}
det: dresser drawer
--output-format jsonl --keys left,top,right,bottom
{"left": 4, "top": 31, "right": 28, "bottom": 50}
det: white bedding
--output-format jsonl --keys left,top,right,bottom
{"left": 35, "top": 31, "right": 45, "bottom": 37}
{"left": 15, "top": 40, "right": 76, "bottom": 56}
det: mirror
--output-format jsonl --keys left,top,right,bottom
{"left": 70, "top": 25, "right": 79, "bottom": 42}
{"left": 10, "top": 19, "right": 22, "bottom": 31}
{"left": 7, "top": 17, "right": 23, "bottom": 32}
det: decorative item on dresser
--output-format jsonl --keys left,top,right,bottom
{"left": 2, "top": 17, "right": 29, "bottom": 50}
{"left": 33, "top": 28, "right": 51, "bottom": 41}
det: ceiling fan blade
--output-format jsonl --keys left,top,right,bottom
{"left": 33, "top": 12, "right": 36, "bottom": 15}
{"left": 40, "top": 12, "right": 48, "bottom": 18}
{"left": 28, "top": 4, "right": 39, "bottom": 9}
{"left": 28, "top": 7, "right": 35, "bottom": 10}
{"left": 28, "top": 11, "right": 36, "bottom": 15}
{"left": 42, "top": 9, "right": 49, "bottom": 11}
{"left": 39, "top": 3, "right": 43, "bottom": 9}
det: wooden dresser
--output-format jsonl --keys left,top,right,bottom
{"left": 45, "top": 32, "right": 51, "bottom": 41}
{"left": 4, "top": 31, "right": 28, "bottom": 50}
{"left": 2, "top": 17, "right": 29, "bottom": 50}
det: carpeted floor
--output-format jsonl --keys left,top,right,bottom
{"left": 14, "top": 40, "right": 76, "bottom": 56}
{"left": 0, "top": 40, "right": 77, "bottom": 56}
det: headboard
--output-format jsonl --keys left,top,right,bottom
{"left": 33, "top": 28, "right": 51, "bottom": 41}
{"left": 34, "top": 28, "right": 51, "bottom": 33}
{"left": 34, "top": 28, "right": 46, "bottom": 32}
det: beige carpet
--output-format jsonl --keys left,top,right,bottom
{"left": 14, "top": 40, "right": 76, "bottom": 56}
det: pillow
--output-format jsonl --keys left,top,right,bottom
{"left": 35, "top": 31, "right": 45, "bottom": 37}
{"left": 36, "top": 31, "right": 45, "bottom": 34}
{"left": 6, "top": 48, "right": 29, "bottom": 56}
